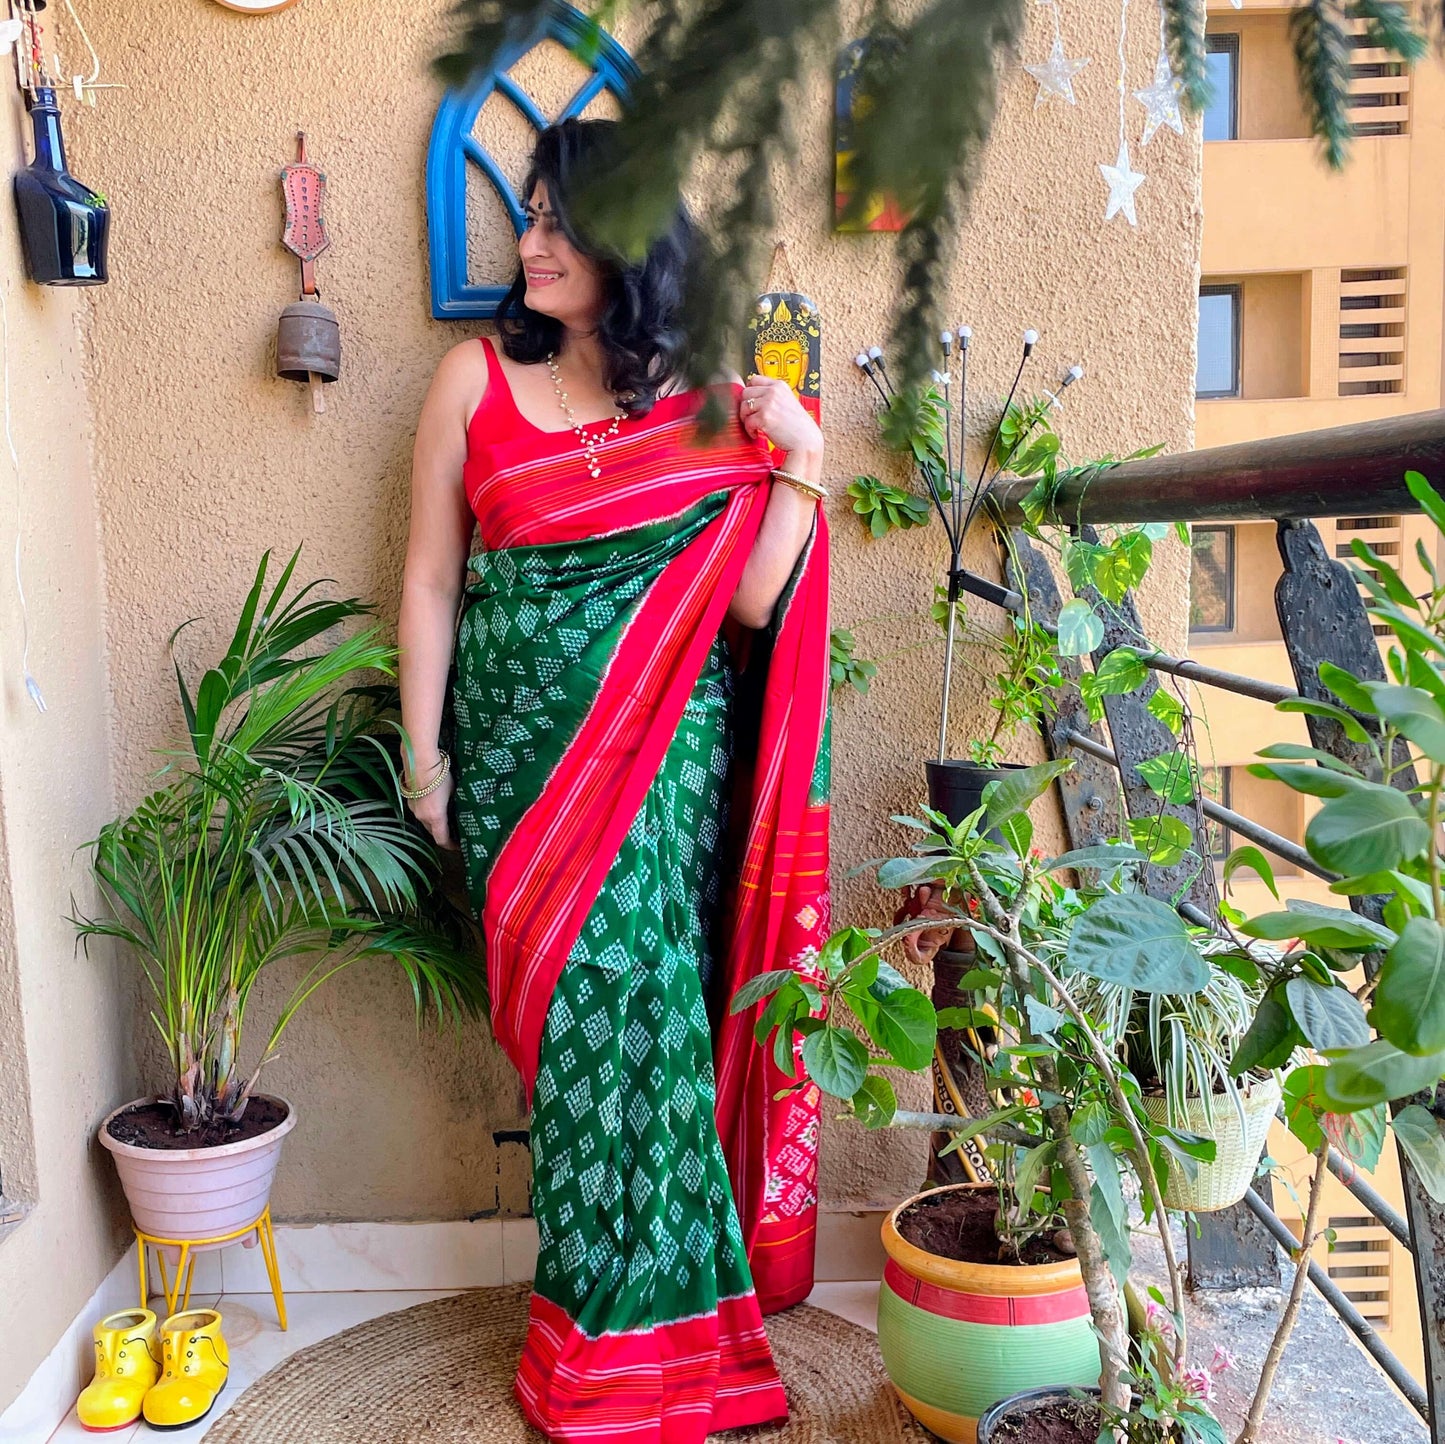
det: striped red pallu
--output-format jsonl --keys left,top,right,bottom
{"left": 451, "top": 340, "right": 831, "bottom": 1442}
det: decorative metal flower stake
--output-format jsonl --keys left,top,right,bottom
{"left": 856, "top": 331, "right": 1084, "bottom": 761}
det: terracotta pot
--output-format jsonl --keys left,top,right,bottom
{"left": 1139, "top": 1074, "right": 1281, "bottom": 1213}
{"left": 877, "top": 1183, "right": 1100, "bottom": 1444}
{"left": 98, "top": 1095, "right": 296, "bottom": 1246}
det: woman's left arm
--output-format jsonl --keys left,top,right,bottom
{"left": 729, "top": 375, "right": 825, "bottom": 629}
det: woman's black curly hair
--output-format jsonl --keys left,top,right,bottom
{"left": 495, "top": 118, "right": 696, "bottom": 417}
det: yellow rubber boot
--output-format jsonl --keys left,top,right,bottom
{"left": 142, "top": 1309, "right": 229, "bottom": 1431}
{"left": 76, "top": 1309, "right": 160, "bottom": 1432}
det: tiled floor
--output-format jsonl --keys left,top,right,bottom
{"left": 44, "top": 1282, "right": 881, "bottom": 1442}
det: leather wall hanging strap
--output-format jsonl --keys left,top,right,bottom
{"left": 280, "top": 131, "right": 330, "bottom": 297}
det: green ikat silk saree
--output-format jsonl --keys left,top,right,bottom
{"left": 451, "top": 341, "right": 831, "bottom": 1443}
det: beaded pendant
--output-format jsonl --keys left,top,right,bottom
{"left": 545, "top": 353, "right": 627, "bottom": 480}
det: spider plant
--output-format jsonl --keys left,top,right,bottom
{"left": 74, "top": 548, "right": 484, "bottom": 1134}
{"left": 1072, "top": 960, "right": 1264, "bottom": 1130}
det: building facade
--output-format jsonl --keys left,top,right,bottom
{"left": 1193, "top": 0, "right": 1445, "bottom": 1390}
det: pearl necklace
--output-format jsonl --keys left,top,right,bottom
{"left": 544, "top": 353, "right": 626, "bottom": 480}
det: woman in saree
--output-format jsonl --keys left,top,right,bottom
{"left": 397, "top": 118, "right": 832, "bottom": 1442}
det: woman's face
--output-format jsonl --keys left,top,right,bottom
{"left": 519, "top": 182, "right": 606, "bottom": 332}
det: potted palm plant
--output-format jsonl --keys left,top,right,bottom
{"left": 77, "top": 549, "right": 483, "bottom": 1243}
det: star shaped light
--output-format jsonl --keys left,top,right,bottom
{"left": 1133, "top": 45, "right": 1185, "bottom": 145}
{"left": 1023, "top": 36, "right": 1091, "bottom": 107}
{"left": 1099, "top": 139, "right": 1145, "bottom": 225}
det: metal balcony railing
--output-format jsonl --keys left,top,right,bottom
{"left": 947, "top": 407, "right": 1445, "bottom": 1435}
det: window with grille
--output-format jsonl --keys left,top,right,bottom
{"left": 1338, "top": 269, "right": 1406, "bottom": 396}
{"left": 1190, "top": 525, "right": 1236, "bottom": 631}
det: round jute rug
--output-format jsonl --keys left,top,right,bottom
{"left": 204, "top": 1283, "right": 930, "bottom": 1443}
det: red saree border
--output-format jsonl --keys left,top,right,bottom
{"left": 516, "top": 1289, "right": 788, "bottom": 1443}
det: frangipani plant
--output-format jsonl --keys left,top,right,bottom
{"left": 734, "top": 760, "right": 1221, "bottom": 1416}
{"left": 75, "top": 549, "right": 484, "bottom": 1133}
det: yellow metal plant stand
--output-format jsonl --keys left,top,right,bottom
{"left": 135, "top": 1205, "right": 287, "bottom": 1329}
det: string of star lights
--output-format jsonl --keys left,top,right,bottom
{"left": 1022, "top": 0, "right": 1091, "bottom": 107}
{"left": 1134, "top": 8, "right": 1185, "bottom": 146}
{"left": 855, "top": 329, "right": 1084, "bottom": 760}
{"left": 1099, "top": 0, "right": 1146, "bottom": 224}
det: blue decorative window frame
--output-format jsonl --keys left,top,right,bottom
{"left": 426, "top": 3, "right": 639, "bottom": 321}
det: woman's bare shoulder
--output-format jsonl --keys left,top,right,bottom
{"left": 426, "top": 336, "right": 491, "bottom": 427}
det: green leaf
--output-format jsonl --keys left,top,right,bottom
{"left": 1372, "top": 917, "right": 1445, "bottom": 1056}
{"left": 1340, "top": 1103, "right": 1387, "bottom": 1173}
{"left": 1223, "top": 844, "right": 1279, "bottom": 900}
{"left": 1092, "top": 647, "right": 1149, "bottom": 696}
{"left": 1306, "top": 785, "right": 1429, "bottom": 874}
{"left": 1024, "top": 996, "right": 1065, "bottom": 1037}
{"left": 850, "top": 1075, "right": 898, "bottom": 1129}
{"left": 1246, "top": 761, "right": 1361, "bottom": 798}
{"left": 1393, "top": 1104, "right": 1445, "bottom": 1202}
{"left": 1281, "top": 1065, "right": 1326, "bottom": 1151}
{"left": 730, "top": 971, "right": 797, "bottom": 1013}
{"left": 1231, "top": 991, "right": 1300, "bottom": 1074}
{"left": 1056, "top": 599, "right": 1104, "bottom": 657}
{"left": 800, "top": 1026, "right": 871, "bottom": 1099}
{"left": 1407, "top": 470, "right": 1445, "bottom": 532}
{"left": 1284, "top": 976, "right": 1370, "bottom": 1051}
{"left": 1041, "top": 844, "right": 1146, "bottom": 874}
{"left": 1071, "top": 1100, "right": 1110, "bottom": 1146}
{"left": 1129, "top": 814, "right": 1193, "bottom": 866}
{"left": 981, "top": 760, "right": 1073, "bottom": 831}
{"left": 935, "top": 1006, "right": 995, "bottom": 1030}
{"left": 1147, "top": 688, "right": 1185, "bottom": 736}
{"left": 999, "top": 809, "right": 1033, "bottom": 860}
{"left": 1135, "top": 754, "right": 1195, "bottom": 804}
{"left": 1318, "top": 661, "right": 1380, "bottom": 716}
{"left": 1319, "top": 1039, "right": 1445, "bottom": 1112}
{"left": 1273, "top": 698, "right": 1373, "bottom": 747}
{"left": 1089, "top": 1176, "right": 1132, "bottom": 1286}
{"left": 1366, "top": 684, "right": 1445, "bottom": 763}
{"left": 867, "top": 985, "right": 937, "bottom": 1071}
{"left": 1256, "top": 742, "right": 1365, "bottom": 775}
{"left": 1065, "top": 894, "right": 1207, "bottom": 993}
{"left": 1241, "top": 901, "right": 1394, "bottom": 950}
{"left": 1014, "top": 1139, "right": 1058, "bottom": 1203}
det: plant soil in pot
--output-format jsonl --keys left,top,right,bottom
{"left": 976, "top": 1386, "right": 1108, "bottom": 1444}
{"left": 878, "top": 1184, "right": 1099, "bottom": 1444}
{"left": 926, "top": 760, "right": 1028, "bottom": 830}
{"left": 1139, "top": 1074, "right": 1281, "bottom": 1213}
{"left": 99, "top": 1094, "right": 296, "bottom": 1244}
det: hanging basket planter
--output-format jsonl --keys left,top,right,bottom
{"left": 877, "top": 1184, "right": 1099, "bottom": 1444}
{"left": 1139, "top": 1074, "right": 1281, "bottom": 1213}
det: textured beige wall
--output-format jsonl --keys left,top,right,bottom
{"left": 56, "top": 0, "right": 1201, "bottom": 1224}
{"left": 0, "top": 88, "right": 135, "bottom": 1413}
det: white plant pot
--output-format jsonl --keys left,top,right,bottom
{"left": 98, "top": 1094, "right": 296, "bottom": 1247}
{"left": 1140, "top": 1075, "right": 1281, "bottom": 1213}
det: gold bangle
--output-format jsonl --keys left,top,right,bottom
{"left": 771, "top": 467, "right": 827, "bottom": 502}
{"left": 400, "top": 750, "right": 451, "bottom": 801}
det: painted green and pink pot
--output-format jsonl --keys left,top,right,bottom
{"left": 877, "top": 1184, "right": 1100, "bottom": 1444}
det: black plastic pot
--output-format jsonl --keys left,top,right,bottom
{"left": 976, "top": 1386, "right": 1103, "bottom": 1444}
{"left": 925, "top": 758, "right": 1027, "bottom": 829}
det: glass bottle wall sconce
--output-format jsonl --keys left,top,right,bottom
{"left": 11, "top": 0, "right": 113, "bottom": 286}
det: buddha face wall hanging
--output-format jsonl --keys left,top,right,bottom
{"left": 749, "top": 293, "right": 821, "bottom": 424}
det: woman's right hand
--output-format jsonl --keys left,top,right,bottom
{"left": 405, "top": 761, "right": 457, "bottom": 850}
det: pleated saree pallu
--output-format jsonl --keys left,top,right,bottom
{"left": 452, "top": 341, "right": 832, "bottom": 1444}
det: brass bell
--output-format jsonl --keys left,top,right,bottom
{"left": 276, "top": 298, "right": 340, "bottom": 413}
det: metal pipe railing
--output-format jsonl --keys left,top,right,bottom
{"left": 987, "top": 408, "right": 1445, "bottom": 526}
{"left": 1059, "top": 729, "right": 1332, "bottom": 881}
{"left": 1241, "top": 1188, "right": 1431, "bottom": 1419}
